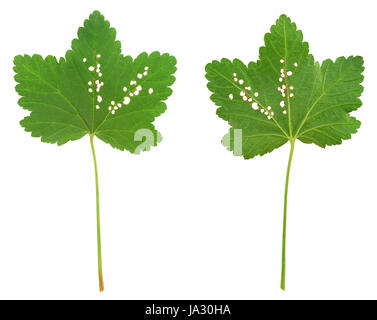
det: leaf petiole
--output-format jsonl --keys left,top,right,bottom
{"left": 89, "top": 134, "right": 104, "bottom": 292}
{"left": 281, "top": 138, "right": 295, "bottom": 291}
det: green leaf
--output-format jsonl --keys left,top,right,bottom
{"left": 14, "top": 10, "right": 177, "bottom": 153}
{"left": 205, "top": 14, "right": 364, "bottom": 290}
{"left": 13, "top": 10, "right": 177, "bottom": 292}
{"left": 205, "top": 14, "right": 364, "bottom": 159}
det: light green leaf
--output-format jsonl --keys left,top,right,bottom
{"left": 14, "top": 10, "right": 177, "bottom": 152}
{"left": 13, "top": 10, "right": 177, "bottom": 292}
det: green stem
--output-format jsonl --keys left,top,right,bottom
{"left": 89, "top": 134, "right": 104, "bottom": 292}
{"left": 281, "top": 139, "right": 295, "bottom": 291}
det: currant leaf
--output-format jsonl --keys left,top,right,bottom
{"left": 14, "top": 10, "right": 177, "bottom": 152}
{"left": 205, "top": 14, "right": 363, "bottom": 159}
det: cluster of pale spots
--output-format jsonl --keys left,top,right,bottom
{"left": 84, "top": 53, "right": 104, "bottom": 109}
{"left": 83, "top": 54, "right": 154, "bottom": 115}
{"left": 229, "top": 59, "right": 299, "bottom": 119}
{"left": 229, "top": 72, "right": 274, "bottom": 119}
{"left": 277, "top": 59, "right": 298, "bottom": 116}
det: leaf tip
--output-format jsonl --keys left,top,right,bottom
{"left": 277, "top": 13, "right": 292, "bottom": 24}
{"left": 90, "top": 10, "right": 104, "bottom": 19}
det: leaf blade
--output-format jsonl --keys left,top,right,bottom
{"left": 295, "top": 56, "right": 364, "bottom": 146}
{"left": 14, "top": 11, "right": 177, "bottom": 152}
{"left": 14, "top": 54, "right": 89, "bottom": 145}
{"left": 205, "top": 14, "right": 364, "bottom": 157}
{"left": 95, "top": 51, "right": 176, "bottom": 152}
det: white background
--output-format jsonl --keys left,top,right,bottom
{"left": 0, "top": 0, "right": 376, "bottom": 300}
